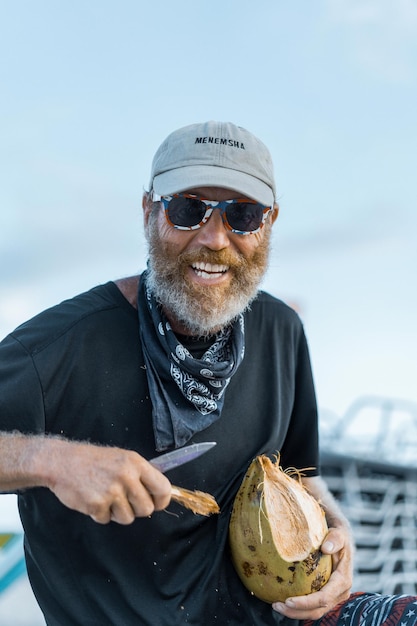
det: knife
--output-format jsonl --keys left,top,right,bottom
{"left": 149, "top": 442, "right": 216, "bottom": 473}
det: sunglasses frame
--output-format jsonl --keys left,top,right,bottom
{"left": 152, "top": 192, "right": 273, "bottom": 236}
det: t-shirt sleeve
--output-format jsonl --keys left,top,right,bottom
{"left": 279, "top": 327, "right": 320, "bottom": 476}
{"left": 0, "top": 333, "right": 46, "bottom": 434}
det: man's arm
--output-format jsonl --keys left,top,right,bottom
{"left": 272, "top": 474, "right": 354, "bottom": 621}
{"left": 0, "top": 432, "right": 172, "bottom": 524}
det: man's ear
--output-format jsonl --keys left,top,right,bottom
{"left": 142, "top": 192, "right": 153, "bottom": 236}
{"left": 270, "top": 203, "right": 279, "bottom": 225}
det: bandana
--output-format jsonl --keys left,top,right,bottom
{"left": 137, "top": 270, "right": 245, "bottom": 451}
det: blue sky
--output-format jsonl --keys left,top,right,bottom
{"left": 1, "top": 0, "right": 416, "bottom": 421}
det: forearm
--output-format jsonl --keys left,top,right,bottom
{"left": 0, "top": 431, "right": 172, "bottom": 523}
{"left": 303, "top": 476, "right": 354, "bottom": 596}
{"left": 302, "top": 475, "right": 352, "bottom": 533}
{"left": 0, "top": 431, "right": 58, "bottom": 491}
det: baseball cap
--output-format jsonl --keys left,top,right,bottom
{"left": 149, "top": 121, "right": 276, "bottom": 206}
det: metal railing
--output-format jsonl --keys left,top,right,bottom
{"left": 320, "top": 396, "right": 417, "bottom": 595}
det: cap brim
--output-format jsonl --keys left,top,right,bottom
{"left": 152, "top": 165, "right": 274, "bottom": 206}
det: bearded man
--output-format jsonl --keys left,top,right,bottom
{"left": 0, "top": 121, "right": 356, "bottom": 625}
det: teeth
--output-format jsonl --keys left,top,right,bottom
{"left": 193, "top": 262, "right": 228, "bottom": 273}
{"left": 192, "top": 261, "right": 229, "bottom": 278}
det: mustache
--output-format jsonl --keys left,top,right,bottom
{"left": 177, "top": 247, "right": 246, "bottom": 269}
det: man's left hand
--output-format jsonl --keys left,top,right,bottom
{"left": 272, "top": 524, "right": 353, "bottom": 621}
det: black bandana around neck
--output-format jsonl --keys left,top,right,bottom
{"left": 137, "top": 270, "right": 245, "bottom": 451}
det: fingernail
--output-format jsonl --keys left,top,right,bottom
{"left": 322, "top": 540, "right": 334, "bottom": 552}
{"left": 285, "top": 598, "right": 296, "bottom": 608}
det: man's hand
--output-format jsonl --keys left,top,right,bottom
{"left": 0, "top": 433, "right": 172, "bottom": 524}
{"left": 272, "top": 523, "right": 353, "bottom": 621}
{"left": 271, "top": 474, "right": 354, "bottom": 621}
{"left": 46, "top": 439, "right": 173, "bottom": 524}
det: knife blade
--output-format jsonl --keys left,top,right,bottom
{"left": 149, "top": 442, "right": 216, "bottom": 473}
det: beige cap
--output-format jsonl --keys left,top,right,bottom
{"left": 149, "top": 121, "right": 276, "bottom": 206}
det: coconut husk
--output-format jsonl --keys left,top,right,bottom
{"left": 229, "top": 454, "right": 332, "bottom": 602}
{"left": 171, "top": 485, "right": 220, "bottom": 516}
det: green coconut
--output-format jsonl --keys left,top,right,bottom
{"left": 229, "top": 455, "right": 332, "bottom": 603}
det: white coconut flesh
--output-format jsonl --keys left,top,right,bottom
{"left": 260, "top": 456, "right": 328, "bottom": 562}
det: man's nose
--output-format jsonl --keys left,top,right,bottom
{"left": 194, "top": 209, "right": 231, "bottom": 250}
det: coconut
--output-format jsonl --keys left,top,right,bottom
{"left": 229, "top": 455, "right": 332, "bottom": 603}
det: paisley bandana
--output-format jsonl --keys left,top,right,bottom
{"left": 137, "top": 271, "right": 245, "bottom": 451}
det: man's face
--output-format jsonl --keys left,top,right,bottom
{"left": 144, "top": 186, "right": 278, "bottom": 336}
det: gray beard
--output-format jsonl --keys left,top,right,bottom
{"left": 146, "top": 264, "right": 257, "bottom": 336}
{"left": 146, "top": 219, "right": 272, "bottom": 337}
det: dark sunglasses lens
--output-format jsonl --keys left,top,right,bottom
{"left": 226, "top": 202, "right": 264, "bottom": 232}
{"left": 167, "top": 197, "right": 206, "bottom": 227}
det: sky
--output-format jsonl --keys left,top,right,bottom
{"left": 1, "top": 0, "right": 417, "bottom": 442}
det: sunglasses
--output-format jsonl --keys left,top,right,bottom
{"left": 153, "top": 192, "right": 273, "bottom": 235}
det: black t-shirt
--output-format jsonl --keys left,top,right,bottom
{"left": 0, "top": 282, "right": 319, "bottom": 626}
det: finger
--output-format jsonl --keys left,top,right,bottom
{"left": 273, "top": 586, "right": 342, "bottom": 620}
{"left": 89, "top": 489, "right": 155, "bottom": 524}
{"left": 127, "top": 480, "right": 171, "bottom": 517}
{"left": 109, "top": 500, "right": 137, "bottom": 525}
{"left": 320, "top": 528, "right": 344, "bottom": 554}
{"left": 139, "top": 466, "right": 172, "bottom": 511}
{"left": 273, "top": 601, "right": 330, "bottom": 621}
{"left": 273, "top": 589, "right": 329, "bottom": 615}
{"left": 152, "top": 487, "right": 172, "bottom": 512}
{"left": 272, "top": 569, "right": 351, "bottom": 619}
{"left": 126, "top": 485, "right": 159, "bottom": 517}
{"left": 90, "top": 511, "right": 112, "bottom": 525}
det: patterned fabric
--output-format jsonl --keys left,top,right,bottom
{"left": 304, "top": 592, "right": 417, "bottom": 626}
{"left": 137, "top": 271, "right": 245, "bottom": 450}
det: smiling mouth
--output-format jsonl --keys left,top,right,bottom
{"left": 191, "top": 261, "right": 229, "bottom": 279}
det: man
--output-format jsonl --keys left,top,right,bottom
{"left": 0, "top": 121, "right": 353, "bottom": 624}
